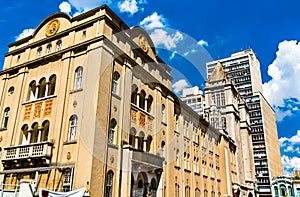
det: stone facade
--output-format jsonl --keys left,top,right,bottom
{"left": 0, "top": 5, "right": 257, "bottom": 197}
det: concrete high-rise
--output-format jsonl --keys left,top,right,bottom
{"left": 206, "top": 49, "right": 283, "bottom": 197}
{"left": 180, "top": 86, "right": 205, "bottom": 116}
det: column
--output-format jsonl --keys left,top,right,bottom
{"left": 143, "top": 138, "right": 147, "bottom": 152}
{"left": 45, "top": 81, "right": 50, "bottom": 96}
{"left": 37, "top": 126, "right": 43, "bottom": 143}
{"left": 27, "top": 130, "right": 33, "bottom": 144}
{"left": 135, "top": 136, "right": 139, "bottom": 149}
{"left": 145, "top": 98, "right": 148, "bottom": 112}
{"left": 35, "top": 85, "right": 40, "bottom": 99}
{"left": 137, "top": 93, "right": 140, "bottom": 107}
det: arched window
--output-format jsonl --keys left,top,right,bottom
{"left": 175, "top": 115, "right": 179, "bottom": 132}
{"left": 74, "top": 67, "right": 83, "bottom": 90}
{"left": 162, "top": 104, "right": 166, "bottom": 123}
{"left": 42, "top": 120, "right": 49, "bottom": 142}
{"left": 175, "top": 149, "right": 179, "bottom": 166}
{"left": 175, "top": 183, "right": 179, "bottom": 197}
{"left": 147, "top": 95, "right": 153, "bottom": 113}
{"left": 161, "top": 141, "right": 165, "bottom": 157}
{"left": 28, "top": 81, "right": 37, "bottom": 101}
{"left": 46, "top": 44, "right": 52, "bottom": 54}
{"left": 68, "top": 115, "right": 78, "bottom": 141}
{"left": 146, "top": 135, "right": 152, "bottom": 152}
{"left": 108, "top": 119, "right": 117, "bottom": 144}
{"left": 48, "top": 75, "right": 56, "bottom": 96}
{"left": 185, "top": 186, "right": 190, "bottom": 197}
{"left": 280, "top": 185, "right": 286, "bottom": 196}
{"left": 184, "top": 152, "right": 187, "bottom": 169}
{"left": 129, "top": 128, "right": 136, "bottom": 147}
{"left": 274, "top": 186, "right": 278, "bottom": 196}
{"left": 37, "top": 47, "right": 42, "bottom": 58}
{"left": 138, "top": 132, "right": 145, "bottom": 151}
{"left": 131, "top": 85, "right": 138, "bottom": 105}
{"left": 2, "top": 107, "right": 10, "bottom": 129}
{"left": 195, "top": 188, "right": 200, "bottom": 197}
{"left": 56, "top": 40, "right": 62, "bottom": 51}
{"left": 112, "top": 71, "right": 120, "bottom": 94}
{"left": 211, "top": 191, "right": 215, "bottom": 197}
{"left": 149, "top": 178, "right": 157, "bottom": 196}
{"left": 20, "top": 124, "right": 29, "bottom": 145}
{"left": 204, "top": 190, "right": 208, "bottom": 197}
{"left": 30, "top": 123, "right": 39, "bottom": 143}
{"left": 105, "top": 170, "right": 114, "bottom": 197}
{"left": 139, "top": 90, "right": 146, "bottom": 109}
{"left": 38, "top": 78, "right": 46, "bottom": 98}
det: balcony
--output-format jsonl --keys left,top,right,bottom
{"left": 2, "top": 141, "right": 54, "bottom": 169}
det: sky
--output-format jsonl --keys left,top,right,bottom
{"left": 1, "top": 0, "right": 300, "bottom": 175}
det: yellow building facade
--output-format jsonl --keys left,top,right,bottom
{"left": 0, "top": 5, "right": 254, "bottom": 197}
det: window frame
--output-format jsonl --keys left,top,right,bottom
{"left": 2, "top": 107, "right": 10, "bottom": 129}
{"left": 68, "top": 115, "right": 78, "bottom": 141}
{"left": 74, "top": 67, "right": 83, "bottom": 90}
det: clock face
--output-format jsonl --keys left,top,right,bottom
{"left": 139, "top": 35, "right": 149, "bottom": 53}
{"left": 46, "top": 19, "right": 60, "bottom": 37}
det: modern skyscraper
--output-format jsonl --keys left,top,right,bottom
{"left": 180, "top": 86, "right": 205, "bottom": 115}
{"left": 206, "top": 49, "right": 283, "bottom": 197}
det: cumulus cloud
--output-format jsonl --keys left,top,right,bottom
{"left": 263, "top": 40, "right": 300, "bottom": 120}
{"left": 282, "top": 155, "right": 300, "bottom": 175}
{"left": 15, "top": 28, "right": 35, "bottom": 40}
{"left": 279, "top": 130, "right": 300, "bottom": 173}
{"left": 140, "top": 12, "right": 166, "bottom": 30}
{"left": 59, "top": 1, "right": 71, "bottom": 14}
{"left": 172, "top": 79, "right": 190, "bottom": 96}
{"left": 197, "top": 39, "right": 208, "bottom": 47}
{"left": 280, "top": 130, "right": 300, "bottom": 145}
{"left": 68, "top": 0, "right": 110, "bottom": 15}
{"left": 118, "top": 0, "right": 138, "bottom": 14}
{"left": 150, "top": 29, "right": 183, "bottom": 50}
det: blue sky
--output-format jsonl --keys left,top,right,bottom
{"left": 1, "top": 0, "right": 300, "bottom": 175}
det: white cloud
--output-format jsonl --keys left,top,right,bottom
{"left": 280, "top": 130, "right": 300, "bottom": 145}
{"left": 263, "top": 40, "right": 300, "bottom": 119}
{"left": 140, "top": 12, "right": 166, "bottom": 30}
{"left": 59, "top": 1, "right": 71, "bottom": 14}
{"left": 150, "top": 29, "right": 183, "bottom": 50}
{"left": 15, "top": 28, "right": 35, "bottom": 41}
{"left": 197, "top": 39, "right": 208, "bottom": 47}
{"left": 172, "top": 79, "right": 190, "bottom": 95}
{"left": 68, "top": 0, "right": 110, "bottom": 15}
{"left": 118, "top": 0, "right": 138, "bottom": 14}
{"left": 282, "top": 155, "right": 300, "bottom": 175}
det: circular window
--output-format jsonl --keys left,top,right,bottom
{"left": 8, "top": 87, "right": 14, "bottom": 95}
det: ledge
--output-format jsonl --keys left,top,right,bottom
{"left": 70, "top": 88, "right": 83, "bottom": 94}
{"left": 22, "top": 94, "right": 57, "bottom": 105}
{"left": 63, "top": 140, "right": 77, "bottom": 145}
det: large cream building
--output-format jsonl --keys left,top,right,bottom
{"left": 0, "top": 5, "right": 255, "bottom": 197}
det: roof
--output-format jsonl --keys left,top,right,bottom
{"left": 207, "top": 61, "right": 226, "bottom": 82}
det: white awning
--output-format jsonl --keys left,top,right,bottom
{"left": 39, "top": 188, "right": 86, "bottom": 197}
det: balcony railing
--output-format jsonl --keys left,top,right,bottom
{"left": 2, "top": 141, "right": 54, "bottom": 168}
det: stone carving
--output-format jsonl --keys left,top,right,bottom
{"left": 139, "top": 35, "right": 149, "bottom": 53}
{"left": 46, "top": 19, "right": 60, "bottom": 37}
